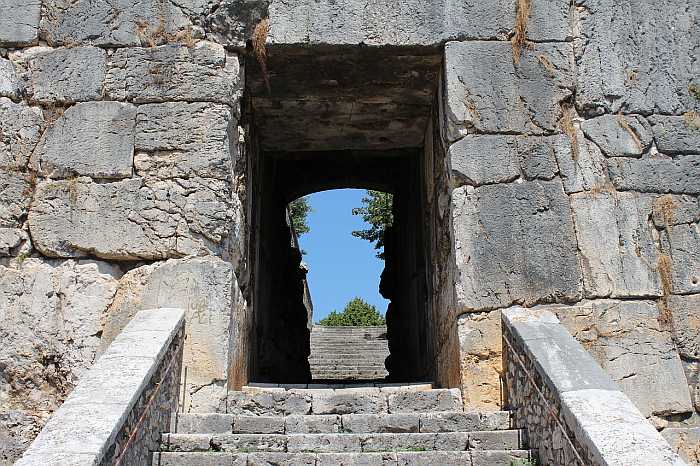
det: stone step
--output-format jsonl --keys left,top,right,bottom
{"left": 221, "top": 389, "right": 463, "bottom": 416}
{"left": 153, "top": 449, "right": 533, "bottom": 465}
{"left": 175, "top": 411, "right": 511, "bottom": 434}
{"left": 243, "top": 383, "right": 432, "bottom": 392}
{"left": 161, "top": 430, "right": 526, "bottom": 453}
{"left": 308, "top": 355, "right": 388, "bottom": 361}
{"left": 309, "top": 364, "right": 387, "bottom": 370}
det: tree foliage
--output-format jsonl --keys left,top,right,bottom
{"left": 317, "top": 297, "right": 386, "bottom": 326}
{"left": 351, "top": 190, "right": 393, "bottom": 259}
{"left": 289, "top": 196, "right": 312, "bottom": 237}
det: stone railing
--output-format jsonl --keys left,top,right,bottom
{"left": 15, "top": 308, "right": 185, "bottom": 466}
{"left": 501, "top": 307, "right": 687, "bottom": 466}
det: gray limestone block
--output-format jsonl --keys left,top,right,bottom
{"left": 387, "top": 389, "right": 462, "bottom": 414}
{"left": 0, "top": 0, "right": 41, "bottom": 47}
{"left": 27, "top": 47, "right": 106, "bottom": 103}
{"left": 105, "top": 43, "right": 241, "bottom": 105}
{"left": 32, "top": 102, "right": 136, "bottom": 179}
{"left": 559, "top": 389, "right": 687, "bottom": 465}
{"left": 210, "top": 434, "right": 287, "bottom": 453}
{"left": 313, "top": 392, "right": 387, "bottom": 415}
{"left": 40, "top": 0, "right": 193, "bottom": 47}
{"left": 162, "top": 433, "right": 213, "bottom": 452}
{"left": 317, "top": 452, "right": 398, "bottom": 466}
{"left": 651, "top": 195, "right": 700, "bottom": 228}
{"left": 667, "top": 294, "right": 700, "bottom": 360}
{"left": 226, "top": 391, "right": 312, "bottom": 416}
{"left": 285, "top": 415, "right": 341, "bottom": 434}
{"left": 287, "top": 433, "right": 362, "bottom": 453}
{"left": 176, "top": 414, "right": 234, "bottom": 434}
{"left": 553, "top": 300, "right": 694, "bottom": 417}
{"left": 0, "top": 228, "right": 27, "bottom": 256}
{"left": 0, "top": 97, "right": 44, "bottom": 170}
{"left": 418, "top": 412, "right": 510, "bottom": 433}
{"left": 0, "top": 169, "right": 32, "bottom": 228}
{"left": 662, "top": 427, "right": 700, "bottom": 466}
{"left": 232, "top": 416, "right": 285, "bottom": 434}
{"left": 581, "top": 114, "right": 653, "bottom": 157}
{"left": 247, "top": 452, "right": 316, "bottom": 466}
{"left": 607, "top": 155, "right": 700, "bottom": 194}
{"left": 467, "top": 430, "right": 522, "bottom": 450}
{"left": 555, "top": 128, "right": 611, "bottom": 194}
{"left": 360, "top": 433, "right": 443, "bottom": 452}
{"left": 202, "top": 0, "right": 269, "bottom": 48}
{"left": 660, "top": 223, "right": 700, "bottom": 294}
{"left": 444, "top": 41, "right": 573, "bottom": 140}
{"left": 396, "top": 451, "right": 532, "bottom": 466}
{"left": 155, "top": 452, "right": 247, "bottom": 466}
{"left": 517, "top": 136, "right": 560, "bottom": 181}
{"left": 0, "top": 58, "right": 22, "bottom": 100}
{"left": 452, "top": 179, "right": 582, "bottom": 311}
{"left": 575, "top": 0, "right": 699, "bottom": 115}
{"left": 569, "top": 192, "right": 662, "bottom": 298}
{"left": 340, "top": 414, "right": 419, "bottom": 434}
{"left": 649, "top": 114, "right": 700, "bottom": 156}
{"left": 448, "top": 135, "right": 520, "bottom": 186}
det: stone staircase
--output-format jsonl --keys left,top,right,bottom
{"left": 309, "top": 326, "right": 390, "bottom": 381}
{"left": 154, "top": 384, "right": 533, "bottom": 465}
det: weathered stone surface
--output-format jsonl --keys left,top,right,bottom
{"left": 0, "top": 170, "right": 32, "bottom": 228}
{"left": 553, "top": 300, "right": 693, "bottom": 417}
{"left": 662, "top": 428, "right": 700, "bottom": 466}
{"left": 660, "top": 223, "right": 700, "bottom": 295}
{"left": 0, "top": 0, "right": 41, "bottom": 46}
{"left": 452, "top": 179, "right": 582, "bottom": 311}
{"left": 32, "top": 102, "right": 136, "bottom": 179}
{"left": 177, "top": 414, "right": 234, "bottom": 434}
{"left": 105, "top": 43, "right": 241, "bottom": 105}
{"left": 581, "top": 114, "right": 653, "bottom": 157}
{"left": 448, "top": 134, "right": 560, "bottom": 186}
{"left": 0, "top": 228, "right": 28, "bottom": 256}
{"left": 575, "top": 0, "right": 699, "bottom": 115}
{"left": 40, "top": 0, "right": 194, "bottom": 47}
{"left": 226, "top": 391, "right": 312, "bottom": 416}
{"left": 233, "top": 416, "right": 285, "bottom": 434}
{"left": 649, "top": 115, "right": 700, "bottom": 155}
{"left": 0, "top": 98, "right": 44, "bottom": 170}
{"left": 608, "top": 155, "right": 700, "bottom": 194}
{"left": 387, "top": 389, "right": 462, "bottom": 414}
{"left": 0, "top": 258, "right": 119, "bottom": 464}
{"left": 555, "top": 128, "right": 611, "bottom": 194}
{"left": 340, "top": 414, "right": 419, "bottom": 434}
{"left": 445, "top": 41, "right": 573, "bottom": 139}
{"left": 0, "top": 58, "right": 22, "bottom": 100}
{"left": 570, "top": 192, "right": 662, "bottom": 298}
{"left": 667, "top": 294, "right": 700, "bottom": 361}
{"left": 651, "top": 195, "right": 700, "bottom": 229}
{"left": 100, "top": 256, "right": 236, "bottom": 409}
{"left": 457, "top": 311, "right": 502, "bottom": 412}
{"left": 285, "top": 415, "right": 340, "bottom": 434}
{"left": 27, "top": 47, "right": 106, "bottom": 103}
{"left": 313, "top": 392, "right": 387, "bottom": 415}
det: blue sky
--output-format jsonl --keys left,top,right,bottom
{"left": 298, "top": 189, "right": 389, "bottom": 322}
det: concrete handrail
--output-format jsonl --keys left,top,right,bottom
{"left": 501, "top": 306, "right": 687, "bottom": 466}
{"left": 15, "top": 308, "right": 186, "bottom": 466}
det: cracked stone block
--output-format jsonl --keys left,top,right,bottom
{"left": 575, "top": 0, "right": 699, "bottom": 115}
{"left": 0, "top": 58, "right": 22, "bottom": 100}
{"left": 570, "top": 192, "right": 662, "bottom": 298}
{"left": 0, "top": 170, "right": 32, "bottom": 228}
{"left": 458, "top": 311, "right": 502, "bottom": 411}
{"left": 651, "top": 195, "right": 700, "bottom": 229}
{"left": 660, "top": 223, "right": 700, "bottom": 295}
{"left": 0, "top": 258, "right": 119, "bottom": 463}
{"left": 555, "top": 128, "right": 610, "bottom": 193}
{"left": 444, "top": 41, "right": 573, "bottom": 140}
{"left": 0, "top": 228, "right": 27, "bottom": 256}
{"left": 649, "top": 114, "right": 700, "bottom": 156}
{"left": 40, "top": 0, "right": 194, "bottom": 47}
{"left": 99, "top": 256, "right": 237, "bottom": 410}
{"left": 0, "top": 0, "right": 41, "bottom": 47}
{"left": 661, "top": 428, "right": 700, "bottom": 466}
{"left": 105, "top": 43, "right": 241, "bottom": 105}
{"left": 667, "top": 294, "right": 700, "bottom": 361}
{"left": 452, "top": 179, "right": 582, "bottom": 311}
{"left": 0, "top": 98, "right": 44, "bottom": 170}
{"left": 27, "top": 47, "right": 106, "bottom": 103}
{"left": 449, "top": 134, "right": 560, "bottom": 187}
{"left": 552, "top": 300, "right": 693, "bottom": 417}
{"left": 31, "top": 102, "right": 136, "bottom": 179}
{"left": 580, "top": 114, "right": 653, "bottom": 157}
{"left": 226, "top": 391, "right": 312, "bottom": 416}
{"left": 607, "top": 155, "right": 700, "bottom": 194}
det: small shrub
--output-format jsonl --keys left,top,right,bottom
{"left": 511, "top": 0, "right": 532, "bottom": 64}
{"left": 252, "top": 18, "right": 271, "bottom": 93}
{"left": 317, "top": 298, "right": 386, "bottom": 327}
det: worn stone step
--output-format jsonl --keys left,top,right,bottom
{"left": 175, "top": 411, "right": 511, "bottom": 434}
{"left": 161, "top": 430, "right": 526, "bottom": 453}
{"left": 153, "top": 449, "right": 533, "bottom": 465}
{"left": 222, "top": 388, "right": 462, "bottom": 415}
{"left": 243, "top": 383, "right": 432, "bottom": 392}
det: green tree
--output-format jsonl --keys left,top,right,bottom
{"left": 317, "top": 297, "right": 386, "bottom": 326}
{"left": 289, "top": 196, "right": 312, "bottom": 237}
{"left": 351, "top": 190, "right": 393, "bottom": 259}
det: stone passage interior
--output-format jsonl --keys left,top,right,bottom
{"left": 240, "top": 45, "right": 457, "bottom": 385}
